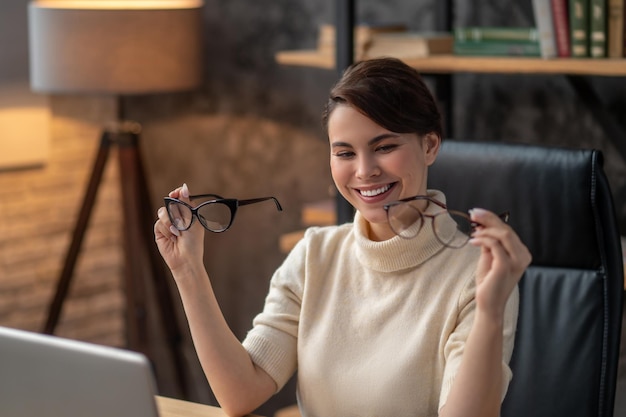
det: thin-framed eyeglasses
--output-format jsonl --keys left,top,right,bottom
{"left": 164, "top": 193, "right": 283, "bottom": 233}
{"left": 383, "top": 195, "right": 509, "bottom": 249}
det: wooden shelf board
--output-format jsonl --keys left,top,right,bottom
{"left": 276, "top": 50, "right": 336, "bottom": 70}
{"left": 279, "top": 230, "right": 305, "bottom": 253}
{"left": 276, "top": 50, "right": 626, "bottom": 76}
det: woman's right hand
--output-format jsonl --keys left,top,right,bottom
{"left": 154, "top": 183, "right": 206, "bottom": 275}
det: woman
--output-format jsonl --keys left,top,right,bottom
{"left": 154, "top": 57, "right": 531, "bottom": 417}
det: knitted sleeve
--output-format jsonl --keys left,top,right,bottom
{"left": 241, "top": 229, "right": 309, "bottom": 391}
{"left": 438, "top": 276, "right": 520, "bottom": 410}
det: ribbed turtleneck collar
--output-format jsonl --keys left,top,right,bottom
{"left": 354, "top": 190, "right": 449, "bottom": 273}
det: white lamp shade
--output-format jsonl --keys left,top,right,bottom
{"left": 28, "top": 1, "right": 204, "bottom": 94}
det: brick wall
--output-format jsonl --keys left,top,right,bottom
{"left": 0, "top": 96, "right": 125, "bottom": 347}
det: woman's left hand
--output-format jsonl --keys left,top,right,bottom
{"left": 468, "top": 208, "right": 532, "bottom": 317}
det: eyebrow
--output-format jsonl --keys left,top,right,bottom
{"left": 330, "top": 133, "right": 400, "bottom": 148}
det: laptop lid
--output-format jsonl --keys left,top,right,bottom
{"left": 0, "top": 326, "right": 160, "bottom": 417}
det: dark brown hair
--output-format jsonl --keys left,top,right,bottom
{"left": 322, "top": 57, "right": 443, "bottom": 139}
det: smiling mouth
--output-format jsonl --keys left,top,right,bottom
{"left": 358, "top": 183, "right": 394, "bottom": 197}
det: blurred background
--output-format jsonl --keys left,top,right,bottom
{"left": 1, "top": 0, "right": 624, "bottom": 416}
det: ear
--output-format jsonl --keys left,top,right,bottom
{"left": 423, "top": 133, "right": 441, "bottom": 166}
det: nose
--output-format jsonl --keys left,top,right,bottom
{"left": 356, "top": 154, "right": 380, "bottom": 179}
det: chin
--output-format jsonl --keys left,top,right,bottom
{"left": 359, "top": 208, "right": 388, "bottom": 225}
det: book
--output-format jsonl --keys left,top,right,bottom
{"left": 317, "top": 23, "right": 407, "bottom": 59}
{"left": 590, "top": 0, "right": 608, "bottom": 57}
{"left": 569, "top": 0, "right": 590, "bottom": 56}
{"left": 453, "top": 27, "right": 540, "bottom": 42}
{"left": 453, "top": 40, "right": 542, "bottom": 56}
{"left": 364, "top": 32, "right": 453, "bottom": 59}
{"left": 608, "top": 0, "right": 624, "bottom": 57}
{"left": 532, "top": 0, "right": 558, "bottom": 58}
{"left": 453, "top": 27, "right": 542, "bottom": 56}
{"left": 551, "top": 0, "right": 571, "bottom": 57}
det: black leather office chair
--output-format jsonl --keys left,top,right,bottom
{"left": 428, "top": 140, "right": 624, "bottom": 417}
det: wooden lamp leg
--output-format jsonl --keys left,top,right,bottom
{"left": 42, "top": 127, "right": 188, "bottom": 398}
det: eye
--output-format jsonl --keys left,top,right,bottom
{"left": 376, "top": 144, "right": 398, "bottom": 153}
{"left": 333, "top": 150, "right": 355, "bottom": 159}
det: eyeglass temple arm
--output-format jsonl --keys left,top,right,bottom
{"left": 392, "top": 195, "right": 447, "bottom": 210}
{"left": 189, "top": 193, "right": 225, "bottom": 201}
{"left": 238, "top": 197, "right": 283, "bottom": 211}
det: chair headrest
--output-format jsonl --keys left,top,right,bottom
{"left": 428, "top": 141, "right": 604, "bottom": 269}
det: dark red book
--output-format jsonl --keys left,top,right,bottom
{"left": 551, "top": 0, "right": 571, "bottom": 56}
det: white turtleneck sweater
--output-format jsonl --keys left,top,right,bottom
{"left": 243, "top": 190, "right": 518, "bottom": 417}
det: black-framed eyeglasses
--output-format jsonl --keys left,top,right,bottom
{"left": 383, "top": 195, "right": 509, "bottom": 249}
{"left": 164, "top": 193, "right": 283, "bottom": 233}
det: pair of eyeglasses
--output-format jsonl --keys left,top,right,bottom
{"left": 164, "top": 193, "right": 283, "bottom": 233}
{"left": 383, "top": 195, "right": 509, "bottom": 249}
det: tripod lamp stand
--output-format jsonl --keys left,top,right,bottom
{"left": 28, "top": 0, "right": 204, "bottom": 397}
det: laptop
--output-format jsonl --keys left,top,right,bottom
{"left": 0, "top": 325, "right": 160, "bottom": 417}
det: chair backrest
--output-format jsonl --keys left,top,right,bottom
{"left": 428, "top": 140, "right": 624, "bottom": 417}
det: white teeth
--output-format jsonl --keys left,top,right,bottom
{"left": 360, "top": 184, "right": 391, "bottom": 197}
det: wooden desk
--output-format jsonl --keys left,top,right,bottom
{"left": 156, "top": 396, "right": 263, "bottom": 417}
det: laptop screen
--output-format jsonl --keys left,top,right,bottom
{"left": 0, "top": 326, "right": 160, "bottom": 417}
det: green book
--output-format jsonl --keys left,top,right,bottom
{"left": 590, "top": 0, "right": 608, "bottom": 57}
{"left": 454, "top": 40, "right": 542, "bottom": 56}
{"left": 569, "top": 0, "right": 590, "bottom": 57}
{"left": 454, "top": 27, "right": 540, "bottom": 43}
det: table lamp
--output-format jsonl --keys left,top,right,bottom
{"left": 28, "top": 0, "right": 204, "bottom": 397}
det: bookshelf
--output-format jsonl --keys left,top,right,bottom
{"left": 277, "top": 0, "right": 626, "bottom": 167}
{"left": 276, "top": 50, "right": 626, "bottom": 76}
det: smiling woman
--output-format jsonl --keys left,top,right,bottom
{"left": 153, "top": 57, "right": 532, "bottom": 417}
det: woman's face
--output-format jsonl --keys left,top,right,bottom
{"left": 328, "top": 104, "right": 440, "bottom": 241}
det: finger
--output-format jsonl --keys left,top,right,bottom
{"left": 471, "top": 236, "right": 512, "bottom": 286}
{"left": 154, "top": 218, "right": 175, "bottom": 244}
{"left": 470, "top": 234, "right": 530, "bottom": 278}
{"left": 155, "top": 207, "right": 180, "bottom": 239}
{"left": 470, "top": 208, "right": 528, "bottom": 257}
{"left": 473, "top": 226, "right": 531, "bottom": 271}
{"left": 471, "top": 235, "right": 508, "bottom": 262}
{"left": 168, "top": 183, "right": 191, "bottom": 202}
{"left": 469, "top": 207, "right": 506, "bottom": 228}
{"left": 157, "top": 206, "right": 171, "bottom": 225}
{"left": 168, "top": 187, "right": 181, "bottom": 198}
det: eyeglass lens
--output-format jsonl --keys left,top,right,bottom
{"left": 386, "top": 202, "right": 424, "bottom": 238}
{"left": 432, "top": 210, "right": 473, "bottom": 249}
{"left": 387, "top": 202, "right": 473, "bottom": 248}
{"left": 167, "top": 202, "right": 193, "bottom": 230}
{"left": 196, "top": 202, "right": 232, "bottom": 231}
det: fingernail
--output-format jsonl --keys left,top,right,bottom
{"left": 182, "top": 183, "right": 190, "bottom": 198}
{"left": 169, "top": 225, "right": 181, "bottom": 237}
{"left": 469, "top": 208, "right": 488, "bottom": 218}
